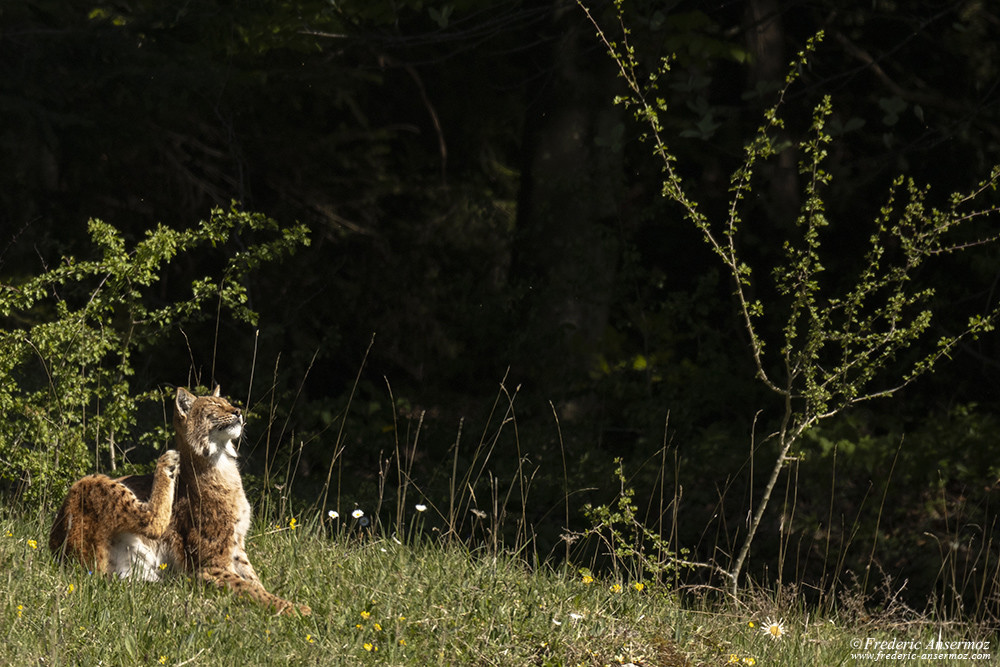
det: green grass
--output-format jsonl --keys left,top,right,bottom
{"left": 2, "top": 507, "right": 996, "bottom": 666}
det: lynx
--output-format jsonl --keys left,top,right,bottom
{"left": 49, "top": 386, "right": 310, "bottom": 615}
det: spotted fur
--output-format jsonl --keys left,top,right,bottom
{"left": 49, "top": 449, "right": 179, "bottom": 580}
{"left": 49, "top": 386, "right": 310, "bottom": 615}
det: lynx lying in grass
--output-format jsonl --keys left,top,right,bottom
{"left": 50, "top": 386, "right": 310, "bottom": 615}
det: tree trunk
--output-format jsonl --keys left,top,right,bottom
{"left": 511, "top": 0, "right": 624, "bottom": 398}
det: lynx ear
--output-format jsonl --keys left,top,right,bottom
{"left": 212, "top": 385, "right": 221, "bottom": 397}
{"left": 176, "top": 387, "right": 197, "bottom": 418}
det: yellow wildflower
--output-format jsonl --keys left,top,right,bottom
{"left": 289, "top": 517, "right": 298, "bottom": 530}
{"left": 582, "top": 575, "right": 594, "bottom": 584}
{"left": 633, "top": 582, "right": 644, "bottom": 592}
{"left": 306, "top": 634, "right": 315, "bottom": 644}
{"left": 373, "top": 623, "right": 382, "bottom": 632}
{"left": 360, "top": 610, "right": 371, "bottom": 619}
{"left": 363, "top": 642, "right": 376, "bottom": 652}
{"left": 609, "top": 583, "right": 622, "bottom": 593}
{"left": 27, "top": 539, "right": 37, "bottom": 549}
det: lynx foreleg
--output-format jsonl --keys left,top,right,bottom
{"left": 198, "top": 567, "right": 311, "bottom": 616}
{"left": 143, "top": 450, "right": 180, "bottom": 538}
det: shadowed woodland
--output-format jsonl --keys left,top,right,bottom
{"left": 4, "top": 0, "right": 1000, "bottom": 619}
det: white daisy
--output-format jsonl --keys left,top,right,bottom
{"left": 762, "top": 617, "right": 785, "bottom": 641}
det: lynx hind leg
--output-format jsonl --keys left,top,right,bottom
{"left": 49, "top": 475, "right": 118, "bottom": 573}
{"left": 199, "top": 568, "right": 311, "bottom": 616}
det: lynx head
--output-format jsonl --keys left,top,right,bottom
{"left": 174, "top": 386, "right": 244, "bottom": 462}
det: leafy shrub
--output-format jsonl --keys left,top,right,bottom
{"left": 0, "top": 205, "right": 308, "bottom": 505}
{"left": 582, "top": 9, "right": 1000, "bottom": 598}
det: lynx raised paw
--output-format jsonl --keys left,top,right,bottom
{"left": 157, "top": 450, "right": 180, "bottom": 480}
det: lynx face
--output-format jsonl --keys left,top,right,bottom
{"left": 174, "top": 387, "right": 245, "bottom": 462}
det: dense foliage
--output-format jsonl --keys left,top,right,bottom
{"left": 0, "top": 208, "right": 308, "bottom": 503}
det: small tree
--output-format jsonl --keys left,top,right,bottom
{"left": 581, "top": 3, "right": 1000, "bottom": 594}
{"left": 0, "top": 206, "right": 309, "bottom": 505}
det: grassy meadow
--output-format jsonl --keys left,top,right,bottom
{"left": 3, "top": 503, "right": 995, "bottom": 666}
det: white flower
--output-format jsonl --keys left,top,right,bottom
{"left": 568, "top": 613, "right": 584, "bottom": 622}
{"left": 762, "top": 617, "right": 785, "bottom": 641}
{"left": 352, "top": 509, "right": 365, "bottom": 519}
{"left": 328, "top": 510, "right": 339, "bottom": 520}
{"left": 415, "top": 504, "right": 427, "bottom": 512}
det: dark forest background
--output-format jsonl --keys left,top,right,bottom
{"left": 4, "top": 0, "right": 1000, "bottom": 614}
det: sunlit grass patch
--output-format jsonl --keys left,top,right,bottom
{"left": 2, "top": 503, "right": 994, "bottom": 666}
